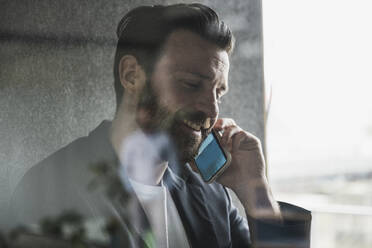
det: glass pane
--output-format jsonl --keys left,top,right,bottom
{"left": 263, "top": 1, "right": 372, "bottom": 247}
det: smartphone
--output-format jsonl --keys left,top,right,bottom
{"left": 191, "top": 129, "right": 231, "bottom": 183}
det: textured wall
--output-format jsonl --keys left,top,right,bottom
{"left": 0, "top": 0, "right": 264, "bottom": 229}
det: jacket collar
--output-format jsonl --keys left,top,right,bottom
{"left": 164, "top": 166, "right": 220, "bottom": 248}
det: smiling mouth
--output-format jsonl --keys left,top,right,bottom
{"left": 181, "top": 118, "right": 211, "bottom": 131}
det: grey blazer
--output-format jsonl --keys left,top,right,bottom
{"left": 11, "top": 121, "right": 311, "bottom": 247}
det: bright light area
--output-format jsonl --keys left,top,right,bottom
{"left": 263, "top": 1, "right": 372, "bottom": 247}
{"left": 263, "top": 0, "right": 372, "bottom": 178}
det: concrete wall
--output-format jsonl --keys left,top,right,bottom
{"left": 0, "top": 0, "right": 264, "bottom": 229}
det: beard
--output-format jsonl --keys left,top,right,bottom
{"left": 136, "top": 81, "right": 210, "bottom": 164}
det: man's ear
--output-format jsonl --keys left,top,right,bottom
{"left": 118, "top": 55, "right": 145, "bottom": 94}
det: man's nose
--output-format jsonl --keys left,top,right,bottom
{"left": 195, "top": 91, "right": 219, "bottom": 119}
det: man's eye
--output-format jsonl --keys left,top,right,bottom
{"left": 182, "top": 81, "right": 199, "bottom": 89}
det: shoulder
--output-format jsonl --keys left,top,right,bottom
{"left": 17, "top": 121, "right": 115, "bottom": 195}
{"left": 11, "top": 121, "right": 116, "bottom": 229}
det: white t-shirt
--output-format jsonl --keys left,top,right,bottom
{"left": 130, "top": 178, "right": 190, "bottom": 248}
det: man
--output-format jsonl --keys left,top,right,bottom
{"left": 11, "top": 4, "right": 311, "bottom": 248}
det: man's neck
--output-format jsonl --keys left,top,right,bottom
{"left": 110, "top": 97, "right": 140, "bottom": 155}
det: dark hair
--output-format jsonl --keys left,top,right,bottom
{"left": 113, "top": 3, "right": 235, "bottom": 108}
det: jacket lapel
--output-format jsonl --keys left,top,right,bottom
{"left": 164, "top": 168, "right": 220, "bottom": 248}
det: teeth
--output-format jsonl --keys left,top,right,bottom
{"left": 203, "top": 118, "right": 211, "bottom": 129}
{"left": 182, "top": 118, "right": 212, "bottom": 131}
{"left": 183, "top": 119, "right": 201, "bottom": 131}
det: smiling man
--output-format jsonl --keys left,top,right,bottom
{"left": 11, "top": 4, "right": 311, "bottom": 248}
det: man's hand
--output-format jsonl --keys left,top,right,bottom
{"left": 214, "top": 118, "right": 282, "bottom": 221}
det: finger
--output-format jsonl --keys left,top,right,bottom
{"left": 232, "top": 131, "right": 261, "bottom": 152}
{"left": 214, "top": 118, "right": 236, "bottom": 131}
{"left": 213, "top": 119, "right": 224, "bottom": 131}
{"left": 221, "top": 125, "right": 242, "bottom": 151}
{"left": 221, "top": 125, "right": 240, "bottom": 144}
